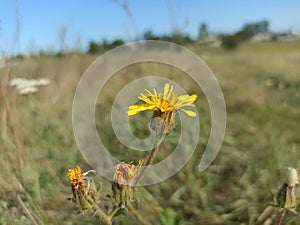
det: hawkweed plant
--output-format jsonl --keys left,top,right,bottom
{"left": 129, "top": 83, "right": 197, "bottom": 186}
{"left": 67, "top": 83, "right": 198, "bottom": 224}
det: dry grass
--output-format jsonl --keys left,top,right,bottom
{"left": 0, "top": 40, "right": 300, "bottom": 224}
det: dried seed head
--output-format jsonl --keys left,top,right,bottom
{"left": 285, "top": 167, "right": 299, "bottom": 186}
{"left": 113, "top": 160, "right": 143, "bottom": 190}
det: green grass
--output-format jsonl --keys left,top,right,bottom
{"left": 1, "top": 40, "right": 300, "bottom": 224}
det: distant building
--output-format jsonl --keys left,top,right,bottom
{"left": 252, "top": 30, "right": 300, "bottom": 42}
{"left": 252, "top": 32, "right": 276, "bottom": 42}
{"left": 276, "top": 30, "right": 300, "bottom": 42}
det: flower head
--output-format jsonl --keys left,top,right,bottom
{"left": 68, "top": 166, "right": 88, "bottom": 196}
{"left": 128, "top": 83, "right": 198, "bottom": 117}
{"left": 113, "top": 160, "right": 143, "bottom": 190}
{"left": 286, "top": 167, "right": 299, "bottom": 186}
{"left": 9, "top": 77, "right": 50, "bottom": 95}
{"left": 68, "top": 166, "right": 95, "bottom": 198}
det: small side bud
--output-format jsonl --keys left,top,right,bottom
{"left": 286, "top": 167, "right": 299, "bottom": 186}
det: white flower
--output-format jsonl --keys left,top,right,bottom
{"left": 34, "top": 78, "right": 50, "bottom": 86}
{"left": 9, "top": 78, "right": 27, "bottom": 87}
{"left": 286, "top": 167, "right": 299, "bottom": 186}
{"left": 9, "top": 77, "right": 50, "bottom": 95}
{"left": 17, "top": 86, "right": 38, "bottom": 95}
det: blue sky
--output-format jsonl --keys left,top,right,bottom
{"left": 1, "top": 0, "right": 300, "bottom": 55}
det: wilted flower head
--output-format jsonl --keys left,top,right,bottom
{"left": 113, "top": 160, "right": 143, "bottom": 190}
{"left": 128, "top": 83, "right": 198, "bottom": 117}
{"left": 68, "top": 166, "right": 88, "bottom": 196}
{"left": 68, "top": 166, "right": 95, "bottom": 198}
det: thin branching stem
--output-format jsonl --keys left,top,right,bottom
{"left": 127, "top": 203, "right": 150, "bottom": 225}
{"left": 109, "top": 205, "right": 121, "bottom": 218}
{"left": 133, "top": 134, "right": 162, "bottom": 187}
{"left": 85, "top": 195, "right": 112, "bottom": 225}
{"left": 93, "top": 207, "right": 111, "bottom": 225}
{"left": 277, "top": 209, "right": 287, "bottom": 225}
{"left": 17, "top": 195, "right": 39, "bottom": 225}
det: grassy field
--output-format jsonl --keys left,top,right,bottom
{"left": 0, "top": 40, "right": 300, "bottom": 225}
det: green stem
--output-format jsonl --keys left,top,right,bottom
{"left": 108, "top": 205, "right": 121, "bottom": 218}
{"left": 127, "top": 203, "right": 150, "bottom": 225}
{"left": 133, "top": 135, "right": 162, "bottom": 186}
{"left": 85, "top": 195, "right": 112, "bottom": 225}
{"left": 93, "top": 206, "right": 112, "bottom": 225}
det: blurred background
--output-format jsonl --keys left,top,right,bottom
{"left": 0, "top": 0, "right": 300, "bottom": 224}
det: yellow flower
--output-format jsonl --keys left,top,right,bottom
{"left": 68, "top": 166, "right": 87, "bottom": 195}
{"left": 128, "top": 83, "right": 198, "bottom": 117}
{"left": 68, "top": 166, "right": 95, "bottom": 197}
{"left": 113, "top": 160, "right": 143, "bottom": 190}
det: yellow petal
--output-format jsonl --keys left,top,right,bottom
{"left": 139, "top": 94, "right": 154, "bottom": 104}
{"left": 153, "top": 88, "right": 158, "bottom": 98}
{"left": 189, "top": 94, "right": 198, "bottom": 101}
{"left": 176, "top": 94, "right": 197, "bottom": 107}
{"left": 128, "top": 104, "right": 158, "bottom": 115}
{"left": 180, "top": 108, "right": 197, "bottom": 117}
{"left": 145, "top": 89, "right": 152, "bottom": 95}
{"left": 163, "top": 83, "right": 173, "bottom": 100}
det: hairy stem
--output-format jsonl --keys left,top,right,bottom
{"left": 277, "top": 209, "right": 286, "bottom": 225}
{"left": 133, "top": 135, "right": 162, "bottom": 186}
{"left": 127, "top": 203, "right": 150, "bottom": 225}
{"left": 93, "top": 207, "right": 112, "bottom": 225}
{"left": 85, "top": 195, "right": 112, "bottom": 225}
